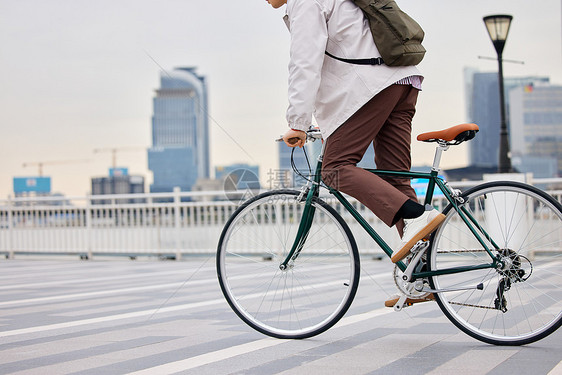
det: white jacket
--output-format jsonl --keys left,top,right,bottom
{"left": 284, "top": 0, "right": 422, "bottom": 139}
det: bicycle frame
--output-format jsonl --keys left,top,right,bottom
{"left": 280, "top": 147, "right": 502, "bottom": 280}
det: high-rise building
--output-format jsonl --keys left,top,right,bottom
{"left": 465, "top": 69, "right": 549, "bottom": 169}
{"left": 91, "top": 171, "right": 145, "bottom": 204}
{"left": 148, "top": 67, "right": 210, "bottom": 192}
{"left": 509, "top": 83, "right": 562, "bottom": 177}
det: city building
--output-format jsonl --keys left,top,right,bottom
{"left": 464, "top": 70, "right": 558, "bottom": 178}
{"left": 509, "top": 83, "right": 562, "bottom": 177}
{"left": 148, "top": 67, "right": 210, "bottom": 193}
{"left": 91, "top": 169, "right": 145, "bottom": 204}
{"left": 465, "top": 70, "right": 550, "bottom": 170}
{"left": 13, "top": 177, "right": 51, "bottom": 198}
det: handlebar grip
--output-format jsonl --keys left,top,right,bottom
{"left": 276, "top": 136, "right": 301, "bottom": 145}
{"left": 287, "top": 137, "right": 300, "bottom": 145}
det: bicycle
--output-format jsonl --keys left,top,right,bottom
{"left": 216, "top": 123, "right": 562, "bottom": 345}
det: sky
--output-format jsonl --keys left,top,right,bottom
{"left": 0, "top": 0, "right": 561, "bottom": 199}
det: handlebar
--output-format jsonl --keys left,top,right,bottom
{"left": 276, "top": 127, "right": 323, "bottom": 144}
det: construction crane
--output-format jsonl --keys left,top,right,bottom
{"left": 22, "top": 159, "right": 91, "bottom": 176}
{"left": 93, "top": 146, "right": 146, "bottom": 169}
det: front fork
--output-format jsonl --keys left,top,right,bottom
{"left": 279, "top": 185, "right": 317, "bottom": 270}
{"left": 280, "top": 155, "right": 324, "bottom": 270}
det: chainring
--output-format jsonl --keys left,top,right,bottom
{"left": 393, "top": 263, "right": 431, "bottom": 299}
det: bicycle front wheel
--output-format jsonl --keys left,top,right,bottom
{"left": 217, "top": 190, "right": 360, "bottom": 339}
{"left": 429, "top": 181, "right": 562, "bottom": 345}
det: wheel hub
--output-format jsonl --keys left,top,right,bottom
{"left": 496, "top": 248, "right": 532, "bottom": 282}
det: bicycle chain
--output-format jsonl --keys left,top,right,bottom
{"left": 404, "top": 249, "right": 502, "bottom": 309}
{"left": 448, "top": 301, "right": 499, "bottom": 310}
{"left": 437, "top": 249, "right": 490, "bottom": 254}
{"left": 435, "top": 249, "right": 523, "bottom": 311}
{"left": 436, "top": 249, "right": 499, "bottom": 310}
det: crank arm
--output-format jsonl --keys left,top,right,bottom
{"left": 420, "top": 283, "right": 483, "bottom": 294}
{"left": 393, "top": 294, "right": 408, "bottom": 312}
{"left": 402, "top": 240, "right": 430, "bottom": 282}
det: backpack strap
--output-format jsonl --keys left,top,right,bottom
{"left": 325, "top": 51, "right": 385, "bottom": 65}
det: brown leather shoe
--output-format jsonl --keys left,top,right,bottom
{"left": 384, "top": 293, "right": 435, "bottom": 308}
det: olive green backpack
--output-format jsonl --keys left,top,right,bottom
{"left": 325, "top": 0, "right": 426, "bottom": 66}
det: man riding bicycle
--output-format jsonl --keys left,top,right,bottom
{"left": 266, "top": 0, "right": 445, "bottom": 307}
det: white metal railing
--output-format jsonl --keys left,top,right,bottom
{"left": 1, "top": 177, "right": 560, "bottom": 259}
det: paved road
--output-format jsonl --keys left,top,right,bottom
{"left": 0, "top": 257, "right": 561, "bottom": 375}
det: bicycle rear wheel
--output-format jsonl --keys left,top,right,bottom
{"left": 428, "top": 181, "right": 562, "bottom": 345}
{"left": 217, "top": 190, "right": 360, "bottom": 339}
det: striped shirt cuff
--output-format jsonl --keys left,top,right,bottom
{"left": 394, "top": 75, "right": 423, "bottom": 90}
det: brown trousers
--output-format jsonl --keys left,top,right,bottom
{"left": 322, "top": 84, "right": 419, "bottom": 233}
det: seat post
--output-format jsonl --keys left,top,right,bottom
{"left": 431, "top": 142, "right": 449, "bottom": 172}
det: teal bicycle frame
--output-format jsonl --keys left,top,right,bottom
{"left": 280, "top": 152, "right": 502, "bottom": 280}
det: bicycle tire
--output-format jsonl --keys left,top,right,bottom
{"left": 428, "top": 181, "right": 562, "bottom": 345}
{"left": 217, "top": 190, "right": 360, "bottom": 339}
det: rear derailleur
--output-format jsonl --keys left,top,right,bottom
{"left": 494, "top": 249, "right": 532, "bottom": 313}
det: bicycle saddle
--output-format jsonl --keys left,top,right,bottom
{"left": 417, "top": 123, "right": 479, "bottom": 145}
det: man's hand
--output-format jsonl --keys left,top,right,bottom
{"left": 282, "top": 129, "right": 306, "bottom": 148}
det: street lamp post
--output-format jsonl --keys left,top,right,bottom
{"left": 483, "top": 14, "right": 513, "bottom": 173}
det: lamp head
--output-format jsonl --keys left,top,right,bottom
{"left": 483, "top": 15, "right": 513, "bottom": 55}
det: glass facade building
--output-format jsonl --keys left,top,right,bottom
{"left": 148, "top": 67, "right": 210, "bottom": 192}
{"left": 509, "top": 84, "right": 562, "bottom": 177}
{"left": 465, "top": 70, "right": 549, "bottom": 169}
